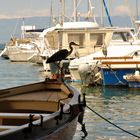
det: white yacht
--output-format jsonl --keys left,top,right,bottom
{"left": 69, "top": 27, "right": 140, "bottom": 83}
{"left": 1, "top": 23, "right": 45, "bottom": 62}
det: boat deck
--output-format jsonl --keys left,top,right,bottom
{"left": 2, "top": 90, "right": 66, "bottom": 102}
{"left": 0, "top": 84, "right": 71, "bottom": 115}
{"left": 0, "top": 90, "right": 69, "bottom": 132}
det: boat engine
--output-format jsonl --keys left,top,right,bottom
{"left": 78, "top": 63, "right": 91, "bottom": 86}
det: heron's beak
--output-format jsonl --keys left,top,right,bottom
{"left": 74, "top": 43, "right": 80, "bottom": 46}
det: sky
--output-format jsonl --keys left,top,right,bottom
{"left": 0, "top": 0, "right": 138, "bottom": 43}
{"left": 0, "top": 0, "right": 138, "bottom": 19}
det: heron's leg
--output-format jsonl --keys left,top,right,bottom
{"left": 53, "top": 62, "right": 64, "bottom": 81}
{"left": 59, "top": 62, "right": 65, "bottom": 81}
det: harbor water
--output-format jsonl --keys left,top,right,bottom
{"left": 0, "top": 56, "right": 140, "bottom": 140}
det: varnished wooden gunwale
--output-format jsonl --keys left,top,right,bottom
{"left": 0, "top": 81, "right": 72, "bottom": 113}
{"left": 101, "top": 61, "right": 140, "bottom": 65}
{"left": 93, "top": 56, "right": 133, "bottom": 60}
{"left": 0, "top": 80, "right": 71, "bottom": 99}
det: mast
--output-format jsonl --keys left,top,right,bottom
{"left": 73, "top": 0, "right": 78, "bottom": 21}
{"left": 102, "top": 0, "right": 113, "bottom": 26}
{"left": 88, "top": 0, "right": 97, "bottom": 23}
{"left": 60, "top": 0, "right": 65, "bottom": 25}
{"left": 21, "top": 18, "right": 25, "bottom": 39}
{"left": 136, "top": 0, "right": 139, "bottom": 20}
{"left": 87, "top": 0, "right": 89, "bottom": 21}
{"left": 49, "top": 0, "right": 53, "bottom": 26}
{"left": 100, "top": 0, "right": 104, "bottom": 26}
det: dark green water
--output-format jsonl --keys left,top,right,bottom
{"left": 0, "top": 57, "right": 140, "bottom": 140}
{"left": 73, "top": 83, "right": 140, "bottom": 140}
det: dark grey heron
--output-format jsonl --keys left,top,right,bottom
{"left": 46, "top": 42, "right": 79, "bottom": 81}
{"left": 46, "top": 42, "right": 79, "bottom": 63}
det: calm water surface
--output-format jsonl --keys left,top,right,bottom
{"left": 0, "top": 57, "right": 140, "bottom": 140}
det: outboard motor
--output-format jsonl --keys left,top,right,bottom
{"left": 78, "top": 63, "right": 91, "bottom": 86}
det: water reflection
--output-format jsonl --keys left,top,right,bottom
{"left": 0, "top": 58, "right": 44, "bottom": 89}
{"left": 81, "top": 85, "right": 140, "bottom": 98}
{"left": 73, "top": 84, "right": 140, "bottom": 140}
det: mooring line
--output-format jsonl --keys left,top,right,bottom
{"left": 86, "top": 105, "right": 140, "bottom": 139}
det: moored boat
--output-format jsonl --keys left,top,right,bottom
{"left": 1, "top": 20, "right": 45, "bottom": 62}
{"left": 0, "top": 79, "right": 85, "bottom": 140}
{"left": 77, "top": 55, "right": 140, "bottom": 86}
{"left": 99, "top": 57, "right": 140, "bottom": 86}
{"left": 6, "top": 28, "right": 44, "bottom": 62}
{"left": 69, "top": 27, "right": 140, "bottom": 83}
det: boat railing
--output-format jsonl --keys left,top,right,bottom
{"left": 97, "top": 56, "right": 140, "bottom": 68}
{"left": 93, "top": 56, "right": 133, "bottom": 60}
{"left": 101, "top": 61, "right": 140, "bottom": 65}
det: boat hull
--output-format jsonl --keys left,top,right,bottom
{"left": 1, "top": 112, "right": 79, "bottom": 140}
{"left": 0, "top": 80, "right": 83, "bottom": 140}
{"left": 101, "top": 68, "right": 135, "bottom": 86}
{"left": 41, "top": 116, "right": 78, "bottom": 140}
{"left": 8, "top": 51, "right": 37, "bottom": 62}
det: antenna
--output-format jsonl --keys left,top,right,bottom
{"left": 100, "top": 0, "right": 104, "bottom": 26}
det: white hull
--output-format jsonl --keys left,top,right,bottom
{"left": 6, "top": 43, "right": 39, "bottom": 62}
{"left": 28, "top": 54, "right": 43, "bottom": 64}
{"left": 8, "top": 51, "right": 37, "bottom": 62}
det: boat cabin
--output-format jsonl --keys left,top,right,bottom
{"left": 42, "top": 23, "right": 137, "bottom": 58}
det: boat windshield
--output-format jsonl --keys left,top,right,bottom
{"left": 112, "top": 32, "right": 133, "bottom": 42}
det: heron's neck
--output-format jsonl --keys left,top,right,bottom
{"left": 69, "top": 46, "right": 73, "bottom": 53}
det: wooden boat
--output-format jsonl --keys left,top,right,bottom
{"left": 0, "top": 79, "right": 85, "bottom": 140}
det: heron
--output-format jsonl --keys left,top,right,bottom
{"left": 46, "top": 41, "right": 79, "bottom": 63}
{"left": 46, "top": 41, "right": 79, "bottom": 80}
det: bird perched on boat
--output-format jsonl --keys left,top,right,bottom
{"left": 46, "top": 41, "right": 79, "bottom": 63}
